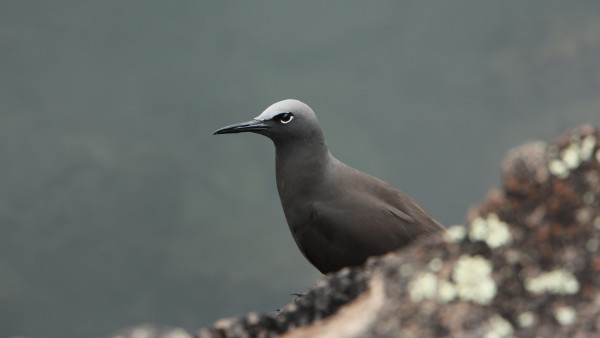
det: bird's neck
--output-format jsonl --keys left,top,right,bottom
{"left": 275, "top": 138, "right": 332, "bottom": 204}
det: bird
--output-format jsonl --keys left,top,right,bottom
{"left": 213, "top": 99, "right": 445, "bottom": 274}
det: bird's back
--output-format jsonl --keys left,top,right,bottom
{"left": 288, "top": 157, "right": 444, "bottom": 273}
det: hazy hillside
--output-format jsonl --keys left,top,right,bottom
{"left": 1, "top": 1, "right": 599, "bottom": 337}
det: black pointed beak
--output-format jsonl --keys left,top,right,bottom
{"left": 212, "top": 119, "right": 269, "bottom": 135}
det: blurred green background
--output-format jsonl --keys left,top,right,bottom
{"left": 1, "top": 1, "right": 600, "bottom": 337}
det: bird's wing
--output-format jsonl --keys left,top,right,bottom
{"left": 293, "top": 198, "right": 431, "bottom": 273}
{"left": 359, "top": 171, "right": 446, "bottom": 233}
{"left": 339, "top": 162, "right": 445, "bottom": 233}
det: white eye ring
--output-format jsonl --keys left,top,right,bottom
{"left": 280, "top": 113, "right": 294, "bottom": 124}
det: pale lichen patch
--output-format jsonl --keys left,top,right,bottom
{"left": 469, "top": 214, "right": 512, "bottom": 249}
{"left": 428, "top": 258, "right": 443, "bottom": 272}
{"left": 400, "top": 263, "right": 414, "bottom": 278}
{"left": 453, "top": 255, "right": 497, "bottom": 305}
{"left": 580, "top": 134, "right": 596, "bottom": 160}
{"left": 562, "top": 143, "right": 580, "bottom": 169}
{"left": 517, "top": 311, "right": 535, "bottom": 328}
{"left": 408, "top": 272, "right": 438, "bottom": 302}
{"left": 549, "top": 133, "right": 597, "bottom": 178}
{"left": 408, "top": 272, "right": 457, "bottom": 304}
{"left": 583, "top": 191, "right": 595, "bottom": 205}
{"left": 407, "top": 255, "right": 497, "bottom": 304}
{"left": 524, "top": 269, "right": 580, "bottom": 295}
{"left": 437, "top": 279, "right": 457, "bottom": 303}
{"left": 483, "top": 315, "right": 514, "bottom": 338}
{"left": 554, "top": 306, "right": 576, "bottom": 326}
{"left": 549, "top": 159, "right": 569, "bottom": 178}
{"left": 444, "top": 225, "right": 466, "bottom": 243}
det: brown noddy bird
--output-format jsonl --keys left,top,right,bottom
{"left": 213, "top": 99, "right": 445, "bottom": 274}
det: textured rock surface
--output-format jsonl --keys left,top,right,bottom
{"left": 109, "top": 125, "right": 600, "bottom": 338}
{"left": 107, "top": 324, "right": 193, "bottom": 338}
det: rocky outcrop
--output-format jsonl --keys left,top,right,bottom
{"left": 112, "top": 125, "right": 600, "bottom": 338}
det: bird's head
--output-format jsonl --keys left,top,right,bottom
{"left": 213, "top": 99, "right": 324, "bottom": 144}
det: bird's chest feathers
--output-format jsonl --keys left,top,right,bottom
{"left": 276, "top": 173, "right": 319, "bottom": 226}
{"left": 276, "top": 154, "right": 327, "bottom": 202}
{"left": 275, "top": 145, "right": 334, "bottom": 231}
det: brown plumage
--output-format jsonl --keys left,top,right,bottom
{"left": 214, "top": 99, "right": 445, "bottom": 274}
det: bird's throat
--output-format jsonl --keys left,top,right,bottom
{"left": 274, "top": 140, "right": 331, "bottom": 207}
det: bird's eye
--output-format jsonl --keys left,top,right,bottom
{"left": 278, "top": 113, "right": 294, "bottom": 124}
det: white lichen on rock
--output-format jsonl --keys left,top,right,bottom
{"left": 408, "top": 272, "right": 457, "bottom": 304}
{"left": 437, "top": 279, "right": 457, "bottom": 303}
{"left": 122, "top": 327, "right": 192, "bottom": 338}
{"left": 408, "top": 272, "right": 438, "bottom": 302}
{"left": 524, "top": 269, "right": 580, "bottom": 295}
{"left": 469, "top": 214, "right": 512, "bottom": 249}
{"left": 549, "top": 133, "right": 597, "bottom": 178}
{"left": 453, "top": 255, "right": 497, "bottom": 305}
{"left": 400, "top": 263, "right": 414, "bottom": 277}
{"left": 517, "top": 311, "right": 535, "bottom": 328}
{"left": 549, "top": 159, "right": 569, "bottom": 178}
{"left": 428, "top": 258, "right": 443, "bottom": 272}
{"left": 554, "top": 306, "right": 576, "bottom": 326}
{"left": 444, "top": 225, "right": 466, "bottom": 243}
{"left": 580, "top": 134, "right": 596, "bottom": 160}
{"left": 562, "top": 142, "right": 581, "bottom": 169}
{"left": 483, "top": 315, "right": 514, "bottom": 338}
